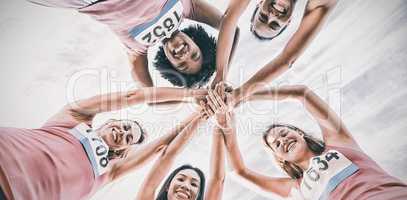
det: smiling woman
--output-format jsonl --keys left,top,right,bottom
{"left": 156, "top": 165, "right": 206, "bottom": 200}
{"left": 154, "top": 25, "right": 217, "bottom": 88}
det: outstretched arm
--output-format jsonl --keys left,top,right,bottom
{"left": 221, "top": 112, "right": 294, "bottom": 197}
{"left": 232, "top": 0, "right": 337, "bottom": 102}
{"left": 108, "top": 113, "right": 201, "bottom": 182}
{"left": 136, "top": 112, "right": 206, "bottom": 200}
{"left": 191, "top": 0, "right": 241, "bottom": 87}
{"left": 204, "top": 127, "right": 226, "bottom": 200}
{"left": 242, "top": 85, "right": 358, "bottom": 148}
{"left": 204, "top": 83, "right": 294, "bottom": 198}
{"left": 128, "top": 53, "right": 154, "bottom": 87}
{"left": 211, "top": 0, "right": 248, "bottom": 87}
{"left": 55, "top": 87, "right": 207, "bottom": 124}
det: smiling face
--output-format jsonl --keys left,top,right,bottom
{"left": 97, "top": 119, "right": 145, "bottom": 151}
{"left": 251, "top": 0, "right": 295, "bottom": 39}
{"left": 163, "top": 31, "right": 203, "bottom": 74}
{"left": 264, "top": 126, "right": 310, "bottom": 163}
{"left": 167, "top": 169, "right": 201, "bottom": 200}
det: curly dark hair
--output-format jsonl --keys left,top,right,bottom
{"left": 154, "top": 25, "right": 217, "bottom": 88}
{"left": 156, "top": 164, "right": 206, "bottom": 200}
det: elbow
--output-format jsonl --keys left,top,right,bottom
{"left": 235, "top": 168, "right": 248, "bottom": 177}
{"left": 125, "top": 89, "right": 145, "bottom": 104}
{"left": 291, "top": 85, "right": 310, "bottom": 100}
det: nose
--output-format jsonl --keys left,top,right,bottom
{"left": 279, "top": 137, "right": 288, "bottom": 145}
{"left": 180, "top": 182, "right": 190, "bottom": 191}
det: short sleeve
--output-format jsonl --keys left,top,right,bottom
{"left": 42, "top": 109, "right": 89, "bottom": 129}
{"left": 181, "top": 0, "right": 194, "bottom": 19}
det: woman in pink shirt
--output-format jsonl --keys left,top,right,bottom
{"left": 0, "top": 87, "right": 209, "bottom": 200}
{"left": 28, "top": 0, "right": 239, "bottom": 88}
{"left": 204, "top": 84, "right": 407, "bottom": 200}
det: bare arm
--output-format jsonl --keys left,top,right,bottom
{"left": 212, "top": 0, "right": 249, "bottom": 87}
{"left": 191, "top": 0, "right": 241, "bottom": 87}
{"left": 58, "top": 87, "right": 207, "bottom": 124}
{"left": 108, "top": 113, "right": 201, "bottom": 181}
{"left": 233, "top": 0, "right": 337, "bottom": 102}
{"left": 136, "top": 113, "right": 205, "bottom": 200}
{"left": 204, "top": 86, "right": 295, "bottom": 198}
{"left": 204, "top": 127, "right": 226, "bottom": 200}
{"left": 128, "top": 53, "right": 154, "bottom": 87}
{"left": 243, "top": 85, "right": 359, "bottom": 148}
{"left": 220, "top": 112, "right": 294, "bottom": 197}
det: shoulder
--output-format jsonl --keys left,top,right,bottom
{"left": 42, "top": 106, "right": 91, "bottom": 129}
{"left": 305, "top": 0, "right": 337, "bottom": 11}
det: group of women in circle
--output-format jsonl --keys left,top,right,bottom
{"left": 1, "top": 0, "right": 407, "bottom": 200}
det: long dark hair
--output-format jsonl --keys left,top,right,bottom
{"left": 156, "top": 164, "right": 206, "bottom": 200}
{"left": 263, "top": 124, "right": 325, "bottom": 179}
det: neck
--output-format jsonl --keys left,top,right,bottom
{"left": 296, "top": 150, "right": 316, "bottom": 170}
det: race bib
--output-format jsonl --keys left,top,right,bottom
{"left": 69, "top": 123, "right": 110, "bottom": 177}
{"left": 300, "top": 150, "right": 359, "bottom": 200}
{"left": 129, "top": 0, "right": 184, "bottom": 46}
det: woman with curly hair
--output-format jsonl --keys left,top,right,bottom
{"left": 28, "top": 0, "right": 239, "bottom": 88}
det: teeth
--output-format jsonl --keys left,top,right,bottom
{"left": 174, "top": 44, "right": 185, "bottom": 54}
{"left": 288, "top": 141, "right": 296, "bottom": 152}
{"left": 176, "top": 190, "right": 189, "bottom": 199}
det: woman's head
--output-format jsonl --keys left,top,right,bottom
{"left": 96, "top": 119, "right": 146, "bottom": 160}
{"left": 250, "top": 0, "right": 297, "bottom": 40}
{"left": 156, "top": 164, "right": 206, "bottom": 200}
{"left": 154, "top": 24, "right": 216, "bottom": 88}
{"left": 262, "top": 124, "right": 325, "bottom": 179}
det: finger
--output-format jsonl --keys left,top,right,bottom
{"left": 206, "top": 96, "right": 219, "bottom": 113}
{"left": 213, "top": 89, "right": 228, "bottom": 112}
{"left": 199, "top": 101, "right": 209, "bottom": 116}
{"left": 215, "top": 83, "right": 224, "bottom": 100}
{"left": 208, "top": 90, "right": 222, "bottom": 110}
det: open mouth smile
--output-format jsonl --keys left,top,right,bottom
{"left": 284, "top": 140, "right": 296, "bottom": 153}
{"left": 173, "top": 43, "right": 189, "bottom": 58}
{"left": 175, "top": 189, "right": 190, "bottom": 199}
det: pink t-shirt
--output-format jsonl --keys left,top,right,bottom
{"left": 0, "top": 114, "right": 108, "bottom": 200}
{"left": 29, "top": 0, "right": 195, "bottom": 55}
{"left": 294, "top": 145, "right": 407, "bottom": 200}
{"left": 328, "top": 145, "right": 407, "bottom": 200}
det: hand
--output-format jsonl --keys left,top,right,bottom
{"left": 206, "top": 82, "right": 232, "bottom": 114}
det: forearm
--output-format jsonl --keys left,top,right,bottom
{"left": 209, "top": 127, "right": 226, "bottom": 181}
{"left": 128, "top": 53, "right": 154, "bottom": 87}
{"left": 69, "top": 87, "right": 206, "bottom": 116}
{"left": 233, "top": 55, "right": 291, "bottom": 102}
{"left": 109, "top": 113, "right": 200, "bottom": 181}
{"left": 240, "top": 85, "right": 306, "bottom": 104}
{"left": 205, "top": 127, "right": 226, "bottom": 200}
{"left": 162, "top": 113, "right": 204, "bottom": 157}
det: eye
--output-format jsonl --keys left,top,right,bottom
{"left": 177, "top": 64, "right": 188, "bottom": 72}
{"left": 259, "top": 12, "right": 268, "bottom": 23}
{"left": 126, "top": 134, "right": 133, "bottom": 144}
{"left": 191, "top": 52, "right": 201, "bottom": 60}
{"left": 281, "top": 130, "right": 288, "bottom": 137}
{"left": 123, "top": 124, "right": 131, "bottom": 131}
{"left": 276, "top": 141, "right": 281, "bottom": 148}
{"left": 177, "top": 177, "right": 185, "bottom": 182}
{"left": 191, "top": 182, "right": 198, "bottom": 187}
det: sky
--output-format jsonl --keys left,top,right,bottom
{"left": 0, "top": 0, "right": 406, "bottom": 199}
